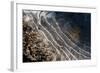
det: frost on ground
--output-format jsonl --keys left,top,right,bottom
{"left": 23, "top": 10, "right": 91, "bottom": 62}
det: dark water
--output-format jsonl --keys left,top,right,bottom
{"left": 55, "top": 12, "right": 91, "bottom": 52}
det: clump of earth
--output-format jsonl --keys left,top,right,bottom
{"left": 23, "top": 21, "right": 57, "bottom": 62}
